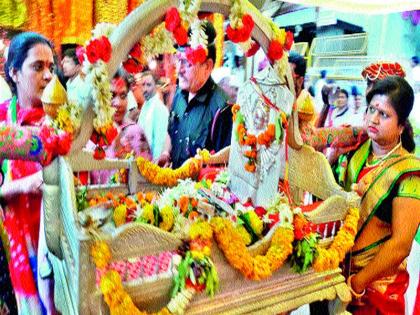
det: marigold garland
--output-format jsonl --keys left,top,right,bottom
{"left": 312, "top": 207, "right": 360, "bottom": 272}
{"left": 91, "top": 239, "right": 193, "bottom": 314}
{"left": 136, "top": 156, "right": 202, "bottom": 187}
{"left": 210, "top": 217, "right": 294, "bottom": 280}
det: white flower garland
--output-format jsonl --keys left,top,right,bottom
{"left": 141, "top": 23, "right": 176, "bottom": 60}
{"left": 82, "top": 24, "right": 116, "bottom": 132}
{"left": 189, "top": 19, "right": 208, "bottom": 50}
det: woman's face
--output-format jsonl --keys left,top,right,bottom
{"left": 365, "top": 94, "right": 403, "bottom": 147}
{"left": 11, "top": 43, "right": 54, "bottom": 107}
{"left": 111, "top": 77, "right": 128, "bottom": 125}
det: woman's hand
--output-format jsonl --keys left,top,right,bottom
{"left": 0, "top": 171, "right": 43, "bottom": 198}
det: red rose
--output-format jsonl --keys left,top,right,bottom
{"left": 267, "top": 40, "right": 283, "bottom": 62}
{"left": 226, "top": 25, "right": 242, "bottom": 43}
{"left": 165, "top": 7, "right": 181, "bottom": 32}
{"left": 86, "top": 39, "right": 100, "bottom": 64}
{"left": 98, "top": 36, "right": 112, "bottom": 63}
{"left": 173, "top": 25, "right": 188, "bottom": 46}
{"left": 93, "top": 146, "right": 106, "bottom": 160}
{"left": 254, "top": 206, "right": 267, "bottom": 219}
{"left": 129, "top": 43, "right": 142, "bottom": 61}
{"left": 185, "top": 46, "right": 207, "bottom": 65}
{"left": 123, "top": 58, "right": 143, "bottom": 74}
{"left": 245, "top": 41, "right": 260, "bottom": 57}
{"left": 284, "top": 31, "right": 294, "bottom": 51}
{"left": 241, "top": 14, "right": 254, "bottom": 40}
{"left": 76, "top": 46, "right": 85, "bottom": 64}
{"left": 57, "top": 132, "right": 72, "bottom": 156}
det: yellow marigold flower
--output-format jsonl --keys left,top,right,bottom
{"left": 100, "top": 270, "right": 123, "bottom": 295}
{"left": 235, "top": 225, "right": 251, "bottom": 245}
{"left": 113, "top": 204, "right": 127, "bottom": 227}
{"left": 141, "top": 203, "right": 155, "bottom": 225}
{"left": 189, "top": 221, "right": 213, "bottom": 241}
{"left": 159, "top": 205, "right": 174, "bottom": 231}
{"left": 253, "top": 256, "right": 271, "bottom": 280}
{"left": 247, "top": 211, "right": 263, "bottom": 236}
{"left": 191, "top": 250, "right": 205, "bottom": 260}
{"left": 91, "top": 241, "right": 112, "bottom": 269}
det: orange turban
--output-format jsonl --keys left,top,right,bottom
{"left": 361, "top": 62, "right": 406, "bottom": 82}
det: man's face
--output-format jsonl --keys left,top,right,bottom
{"left": 336, "top": 91, "right": 348, "bottom": 108}
{"left": 176, "top": 52, "right": 213, "bottom": 93}
{"left": 141, "top": 74, "right": 156, "bottom": 101}
{"left": 111, "top": 77, "right": 128, "bottom": 124}
{"left": 61, "top": 56, "right": 79, "bottom": 79}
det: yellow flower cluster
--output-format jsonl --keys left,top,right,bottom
{"left": 312, "top": 207, "right": 360, "bottom": 272}
{"left": 247, "top": 211, "right": 263, "bottom": 236}
{"left": 189, "top": 221, "right": 213, "bottom": 241}
{"left": 54, "top": 102, "right": 81, "bottom": 136}
{"left": 159, "top": 205, "right": 175, "bottom": 232}
{"left": 141, "top": 204, "right": 155, "bottom": 225}
{"left": 136, "top": 156, "right": 202, "bottom": 187}
{"left": 113, "top": 204, "right": 127, "bottom": 227}
{"left": 210, "top": 217, "right": 294, "bottom": 280}
{"left": 91, "top": 241, "right": 112, "bottom": 270}
{"left": 235, "top": 225, "right": 252, "bottom": 246}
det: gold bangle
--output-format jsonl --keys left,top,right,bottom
{"left": 347, "top": 274, "right": 366, "bottom": 298}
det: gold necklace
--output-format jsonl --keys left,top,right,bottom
{"left": 365, "top": 141, "right": 402, "bottom": 168}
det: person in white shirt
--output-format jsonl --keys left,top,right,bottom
{"left": 61, "top": 48, "right": 89, "bottom": 107}
{"left": 137, "top": 71, "right": 169, "bottom": 161}
{"left": 324, "top": 88, "right": 354, "bottom": 127}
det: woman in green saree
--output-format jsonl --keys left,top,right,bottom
{"left": 336, "top": 76, "right": 419, "bottom": 314}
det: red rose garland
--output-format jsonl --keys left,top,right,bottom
{"left": 86, "top": 36, "right": 112, "bottom": 64}
{"left": 165, "top": 7, "right": 188, "bottom": 46}
{"left": 226, "top": 14, "right": 254, "bottom": 43}
{"left": 267, "top": 40, "right": 284, "bottom": 62}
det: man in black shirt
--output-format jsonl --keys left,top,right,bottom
{"left": 167, "top": 20, "right": 232, "bottom": 168}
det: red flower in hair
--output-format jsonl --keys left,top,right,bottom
{"left": 185, "top": 46, "right": 207, "bottom": 65}
{"left": 267, "top": 40, "right": 283, "bottom": 62}
{"left": 165, "top": 7, "right": 181, "bottom": 32}
{"left": 76, "top": 46, "right": 85, "bottom": 64}
{"left": 284, "top": 31, "right": 294, "bottom": 51}
{"left": 123, "top": 58, "right": 143, "bottom": 74}
{"left": 173, "top": 25, "right": 188, "bottom": 46}
{"left": 245, "top": 41, "right": 260, "bottom": 57}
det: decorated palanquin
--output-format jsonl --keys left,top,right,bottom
{"left": 0, "top": 1, "right": 362, "bottom": 314}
